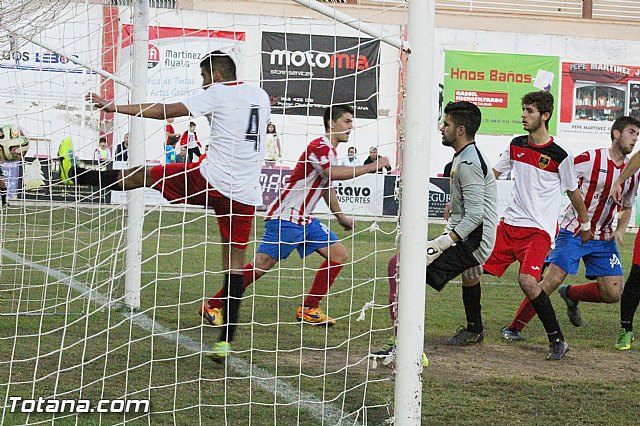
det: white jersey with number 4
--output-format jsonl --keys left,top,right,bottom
{"left": 560, "top": 148, "right": 638, "bottom": 240}
{"left": 183, "top": 82, "right": 271, "bottom": 206}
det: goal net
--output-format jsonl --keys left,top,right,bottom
{"left": 0, "top": 0, "right": 411, "bottom": 424}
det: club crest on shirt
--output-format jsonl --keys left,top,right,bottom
{"left": 538, "top": 154, "right": 550, "bottom": 169}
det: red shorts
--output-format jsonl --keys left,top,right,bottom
{"left": 482, "top": 221, "right": 551, "bottom": 281}
{"left": 150, "top": 163, "right": 255, "bottom": 249}
{"left": 633, "top": 231, "right": 640, "bottom": 266}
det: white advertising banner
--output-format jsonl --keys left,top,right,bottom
{"left": 315, "top": 173, "right": 386, "bottom": 217}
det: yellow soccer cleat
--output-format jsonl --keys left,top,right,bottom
{"left": 58, "top": 137, "right": 84, "bottom": 185}
{"left": 422, "top": 353, "right": 429, "bottom": 367}
{"left": 208, "top": 341, "right": 231, "bottom": 363}
{"left": 199, "top": 302, "right": 224, "bottom": 326}
{"left": 296, "top": 306, "right": 336, "bottom": 327}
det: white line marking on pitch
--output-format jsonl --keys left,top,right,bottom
{"left": 2, "top": 249, "right": 363, "bottom": 426}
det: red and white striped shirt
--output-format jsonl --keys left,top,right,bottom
{"left": 560, "top": 148, "right": 639, "bottom": 240}
{"left": 266, "top": 136, "right": 337, "bottom": 224}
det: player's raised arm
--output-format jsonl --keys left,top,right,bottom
{"left": 324, "top": 156, "right": 389, "bottom": 180}
{"left": 85, "top": 92, "right": 189, "bottom": 119}
{"left": 612, "top": 151, "right": 640, "bottom": 203}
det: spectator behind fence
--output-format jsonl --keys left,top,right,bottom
{"left": 363, "top": 146, "right": 391, "bottom": 173}
{"left": 339, "top": 146, "right": 362, "bottom": 166}
{"left": 264, "top": 122, "right": 282, "bottom": 168}
{"left": 165, "top": 135, "right": 179, "bottom": 164}
{"left": 115, "top": 133, "right": 129, "bottom": 162}
{"left": 180, "top": 121, "right": 202, "bottom": 162}
{"left": 93, "top": 137, "right": 111, "bottom": 168}
{"left": 175, "top": 145, "right": 188, "bottom": 163}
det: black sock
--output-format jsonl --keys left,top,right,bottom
{"left": 621, "top": 264, "right": 640, "bottom": 332}
{"left": 530, "top": 291, "right": 564, "bottom": 342}
{"left": 220, "top": 273, "right": 244, "bottom": 343}
{"left": 462, "top": 283, "right": 483, "bottom": 333}
{"left": 73, "top": 167, "right": 120, "bottom": 188}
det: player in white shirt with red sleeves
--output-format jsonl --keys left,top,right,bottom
{"left": 67, "top": 50, "right": 271, "bottom": 360}
{"left": 202, "top": 105, "right": 390, "bottom": 327}
{"left": 502, "top": 116, "right": 640, "bottom": 345}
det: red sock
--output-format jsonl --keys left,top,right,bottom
{"left": 303, "top": 260, "right": 344, "bottom": 308}
{"left": 566, "top": 282, "right": 603, "bottom": 303}
{"left": 508, "top": 297, "right": 537, "bottom": 331}
{"left": 388, "top": 253, "right": 399, "bottom": 323}
{"left": 207, "top": 263, "right": 256, "bottom": 309}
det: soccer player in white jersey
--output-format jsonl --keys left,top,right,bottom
{"left": 66, "top": 50, "right": 271, "bottom": 360}
{"left": 501, "top": 116, "right": 640, "bottom": 345}
{"left": 466, "top": 91, "right": 591, "bottom": 360}
{"left": 609, "top": 117, "right": 640, "bottom": 350}
{"left": 201, "top": 105, "right": 390, "bottom": 328}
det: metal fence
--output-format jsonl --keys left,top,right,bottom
{"left": 359, "top": 0, "right": 640, "bottom": 22}
{"left": 434, "top": 0, "right": 640, "bottom": 21}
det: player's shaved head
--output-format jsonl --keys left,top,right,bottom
{"left": 200, "top": 50, "right": 237, "bottom": 81}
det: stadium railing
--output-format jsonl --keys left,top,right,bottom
{"left": 353, "top": 0, "right": 640, "bottom": 22}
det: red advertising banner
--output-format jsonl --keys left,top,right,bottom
{"left": 454, "top": 90, "right": 508, "bottom": 108}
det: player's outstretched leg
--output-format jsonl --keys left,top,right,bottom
{"left": 201, "top": 254, "right": 276, "bottom": 326}
{"left": 297, "top": 260, "right": 343, "bottom": 326}
{"left": 370, "top": 253, "right": 428, "bottom": 366}
{"left": 58, "top": 136, "right": 148, "bottom": 190}
{"left": 297, "top": 261, "right": 342, "bottom": 326}
{"left": 208, "top": 273, "right": 244, "bottom": 363}
{"left": 528, "top": 290, "right": 568, "bottom": 360}
{"left": 518, "top": 270, "right": 568, "bottom": 360}
{"left": 201, "top": 264, "right": 257, "bottom": 326}
{"left": 501, "top": 262, "right": 553, "bottom": 341}
{"left": 297, "top": 241, "right": 346, "bottom": 327}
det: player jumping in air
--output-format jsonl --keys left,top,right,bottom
{"left": 71, "top": 50, "right": 271, "bottom": 360}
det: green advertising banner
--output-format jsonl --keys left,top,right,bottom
{"left": 444, "top": 51, "right": 560, "bottom": 135}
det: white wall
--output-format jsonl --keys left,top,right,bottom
{"left": 430, "top": 28, "right": 640, "bottom": 175}
{"left": 114, "top": 7, "right": 402, "bottom": 167}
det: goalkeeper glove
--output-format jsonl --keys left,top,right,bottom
{"left": 426, "top": 234, "right": 454, "bottom": 266}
